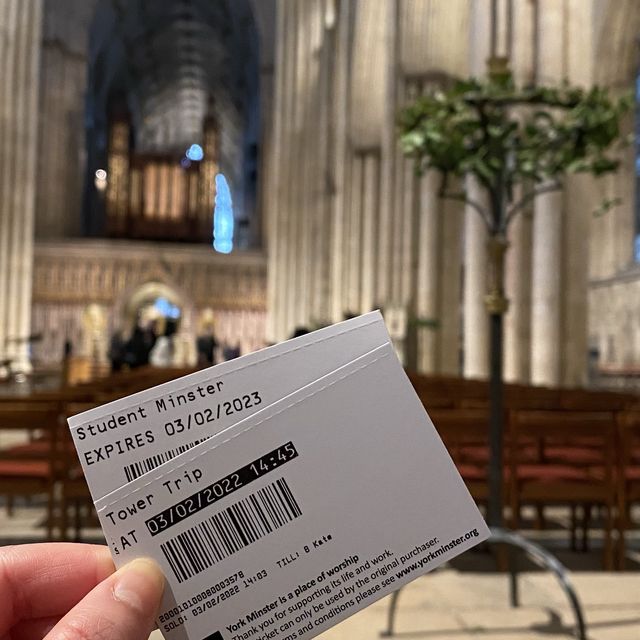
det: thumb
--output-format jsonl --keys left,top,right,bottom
{"left": 45, "top": 558, "right": 165, "bottom": 640}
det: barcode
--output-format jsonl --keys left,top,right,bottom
{"left": 123, "top": 438, "right": 209, "bottom": 482}
{"left": 161, "top": 478, "right": 302, "bottom": 583}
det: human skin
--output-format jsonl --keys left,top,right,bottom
{"left": 0, "top": 543, "right": 164, "bottom": 640}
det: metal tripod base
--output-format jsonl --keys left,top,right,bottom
{"left": 381, "top": 527, "right": 587, "bottom": 640}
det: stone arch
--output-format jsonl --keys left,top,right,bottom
{"left": 118, "top": 281, "right": 185, "bottom": 328}
{"left": 113, "top": 278, "right": 198, "bottom": 367}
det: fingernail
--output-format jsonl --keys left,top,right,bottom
{"left": 113, "top": 558, "right": 165, "bottom": 614}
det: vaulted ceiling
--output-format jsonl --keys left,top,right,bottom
{"left": 88, "top": 0, "right": 272, "bottom": 154}
{"left": 84, "top": 0, "right": 274, "bottom": 237}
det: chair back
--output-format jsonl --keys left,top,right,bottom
{"left": 0, "top": 401, "right": 64, "bottom": 474}
{"left": 509, "top": 409, "right": 616, "bottom": 481}
{"left": 0, "top": 401, "right": 62, "bottom": 434}
{"left": 618, "top": 410, "right": 640, "bottom": 472}
{"left": 429, "top": 408, "right": 490, "bottom": 462}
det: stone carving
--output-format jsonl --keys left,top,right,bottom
{"left": 81, "top": 303, "right": 108, "bottom": 363}
{"left": 33, "top": 242, "right": 266, "bottom": 309}
{"left": 31, "top": 240, "right": 267, "bottom": 364}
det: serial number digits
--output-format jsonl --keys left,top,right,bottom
{"left": 164, "top": 392, "right": 262, "bottom": 436}
{"left": 191, "top": 585, "right": 240, "bottom": 617}
{"left": 159, "top": 571, "right": 244, "bottom": 623}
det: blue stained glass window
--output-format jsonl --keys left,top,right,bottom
{"left": 213, "top": 174, "right": 234, "bottom": 254}
{"left": 153, "top": 297, "right": 181, "bottom": 319}
{"left": 186, "top": 143, "right": 204, "bottom": 161}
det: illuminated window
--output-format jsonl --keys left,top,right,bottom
{"left": 153, "top": 297, "right": 181, "bottom": 319}
{"left": 186, "top": 143, "right": 204, "bottom": 161}
{"left": 213, "top": 173, "right": 234, "bottom": 254}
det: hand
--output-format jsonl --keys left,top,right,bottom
{"left": 0, "top": 543, "right": 165, "bottom": 640}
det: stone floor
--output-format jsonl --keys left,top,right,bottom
{"left": 1, "top": 502, "right": 639, "bottom": 640}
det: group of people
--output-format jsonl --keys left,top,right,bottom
{"left": 107, "top": 321, "right": 175, "bottom": 371}
{"left": 108, "top": 320, "right": 241, "bottom": 372}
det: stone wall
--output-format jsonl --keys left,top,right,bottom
{"left": 0, "top": 0, "right": 43, "bottom": 372}
{"left": 265, "top": 0, "right": 628, "bottom": 387}
{"left": 585, "top": 0, "right": 640, "bottom": 381}
{"left": 35, "top": 0, "right": 97, "bottom": 238}
{"left": 31, "top": 240, "right": 267, "bottom": 365}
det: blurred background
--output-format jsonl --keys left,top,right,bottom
{"left": 0, "top": 1, "right": 640, "bottom": 638}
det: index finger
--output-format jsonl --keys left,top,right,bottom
{"left": 0, "top": 543, "right": 115, "bottom": 634}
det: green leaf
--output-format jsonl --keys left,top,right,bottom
{"left": 398, "top": 76, "right": 631, "bottom": 186}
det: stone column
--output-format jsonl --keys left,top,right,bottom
{"left": 346, "top": 155, "right": 363, "bottom": 313}
{"left": 286, "top": 0, "right": 307, "bottom": 332}
{"left": 272, "top": 0, "right": 304, "bottom": 341}
{"left": 349, "top": 0, "right": 393, "bottom": 306}
{"left": 390, "top": 91, "right": 406, "bottom": 303}
{"left": 460, "top": 1, "right": 491, "bottom": 380}
{"left": 415, "top": 171, "right": 441, "bottom": 373}
{"left": 562, "top": 174, "right": 590, "bottom": 386}
{"left": 375, "top": 0, "right": 398, "bottom": 307}
{"left": 529, "top": 0, "right": 566, "bottom": 386}
{"left": 531, "top": 189, "right": 563, "bottom": 385}
{"left": 265, "top": 0, "right": 289, "bottom": 342}
{"left": 439, "top": 191, "right": 464, "bottom": 375}
{"left": 504, "top": 203, "right": 532, "bottom": 382}
{"left": 329, "top": 0, "right": 351, "bottom": 323}
{"left": 462, "top": 177, "right": 489, "bottom": 378}
{"left": 400, "top": 153, "right": 417, "bottom": 306}
{"left": 0, "top": 0, "right": 43, "bottom": 373}
{"left": 504, "top": 1, "right": 536, "bottom": 384}
{"left": 360, "top": 153, "right": 379, "bottom": 312}
{"left": 310, "top": 12, "right": 333, "bottom": 326}
{"left": 36, "top": 0, "right": 94, "bottom": 238}
{"left": 296, "top": 1, "right": 316, "bottom": 328}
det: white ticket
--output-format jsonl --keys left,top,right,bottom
{"left": 68, "top": 312, "right": 389, "bottom": 502}
{"left": 93, "top": 342, "right": 489, "bottom": 640}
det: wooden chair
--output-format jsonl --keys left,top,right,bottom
{"left": 59, "top": 402, "right": 100, "bottom": 541}
{"left": 559, "top": 388, "right": 634, "bottom": 412}
{"left": 616, "top": 410, "right": 640, "bottom": 569}
{"left": 508, "top": 410, "right": 617, "bottom": 569}
{"left": 0, "top": 401, "right": 63, "bottom": 539}
{"left": 429, "top": 409, "right": 492, "bottom": 504}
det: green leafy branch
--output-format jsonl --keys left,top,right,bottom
{"left": 400, "top": 71, "right": 632, "bottom": 234}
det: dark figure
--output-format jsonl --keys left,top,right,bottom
{"left": 149, "top": 319, "right": 178, "bottom": 367}
{"left": 196, "top": 332, "right": 219, "bottom": 367}
{"left": 223, "top": 342, "right": 241, "bottom": 361}
{"left": 108, "top": 331, "right": 125, "bottom": 372}
{"left": 125, "top": 325, "right": 156, "bottom": 368}
{"left": 290, "top": 326, "right": 310, "bottom": 339}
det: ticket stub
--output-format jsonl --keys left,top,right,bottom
{"left": 94, "top": 343, "right": 489, "bottom": 640}
{"left": 68, "top": 312, "right": 389, "bottom": 502}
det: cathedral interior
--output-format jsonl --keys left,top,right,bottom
{"left": 1, "top": 1, "right": 640, "bottom": 638}
{"left": 0, "top": 0, "right": 640, "bottom": 387}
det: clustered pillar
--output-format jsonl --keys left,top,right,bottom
{"left": 266, "top": 0, "right": 590, "bottom": 387}
{"left": 0, "top": 0, "right": 43, "bottom": 373}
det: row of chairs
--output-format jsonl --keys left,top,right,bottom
{"left": 408, "top": 373, "right": 640, "bottom": 570}
{"left": 2, "top": 367, "right": 638, "bottom": 569}
{"left": 0, "top": 366, "right": 196, "bottom": 541}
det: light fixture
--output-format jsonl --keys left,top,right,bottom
{"left": 94, "top": 168, "right": 107, "bottom": 192}
{"left": 186, "top": 143, "right": 204, "bottom": 161}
